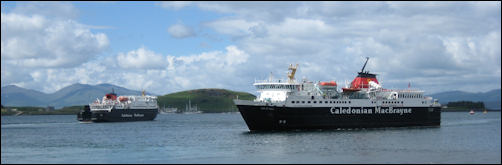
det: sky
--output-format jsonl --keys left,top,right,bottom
{"left": 1, "top": 1, "right": 501, "bottom": 96}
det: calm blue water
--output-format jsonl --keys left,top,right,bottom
{"left": 2, "top": 112, "right": 500, "bottom": 164}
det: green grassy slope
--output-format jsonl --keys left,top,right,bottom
{"left": 157, "top": 88, "right": 256, "bottom": 113}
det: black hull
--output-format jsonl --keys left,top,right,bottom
{"left": 237, "top": 105, "right": 441, "bottom": 131}
{"left": 77, "top": 105, "right": 92, "bottom": 122}
{"left": 78, "top": 108, "right": 158, "bottom": 122}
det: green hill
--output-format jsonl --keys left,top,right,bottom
{"left": 157, "top": 88, "right": 256, "bottom": 113}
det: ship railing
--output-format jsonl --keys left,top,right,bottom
{"left": 91, "top": 109, "right": 111, "bottom": 112}
{"left": 394, "top": 89, "right": 424, "bottom": 93}
{"left": 90, "top": 102, "right": 115, "bottom": 106}
{"left": 355, "top": 84, "right": 371, "bottom": 88}
{"left": 90, "top": 104, "right": 114, "bottom": 111}
{"left": 253, "top": 98, "right": 286, "bottom": 103}
{"left": 370, "top": 89, "right": 424, "bottom": 94}
{"left": 254, "top": 79, "right": 296, "bottom": 84}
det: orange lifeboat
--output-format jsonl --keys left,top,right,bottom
{"left": 320, "top": 81, "right": 337, "bottom": 86}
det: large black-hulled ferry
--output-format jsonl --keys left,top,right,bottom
{"left": 234, "top": 58, "right": 441, "bottom": 131}
{"left": 77, "top": 90, "right": 158, "bottom": 122}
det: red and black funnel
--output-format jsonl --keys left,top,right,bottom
{"left": 343, "top": 57, "right": 379, "bottom": 91}
{"left": 105, "top": 88, "right": 117, "bottom": 100}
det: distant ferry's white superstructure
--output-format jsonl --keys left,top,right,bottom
{"left": 90, "top": 90, "right": 158, "bottom": 112}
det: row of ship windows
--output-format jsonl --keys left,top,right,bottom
{"left": 399, "top": 94, "right": 422, "bottom": 98}
{"left": 256, "top": 85, "right": 298, "bottom": 89}
{"left": 291, "top": 100, "right": 352, "bottom": 104}
{"left": 382, "top": 101, "right": 404, "bottom": 104}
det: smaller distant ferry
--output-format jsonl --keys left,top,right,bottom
{"left": 77, "top": 89, "right": 158, "bottom": 122}
{"left": 469, "top": 109, "right": 475, "bottom": 115}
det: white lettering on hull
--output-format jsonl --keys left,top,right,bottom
{"left": 121, "top": 113, "right": 145, "bottom": 117}
{"left": 330, "top": 107, "right": 412, "bottom": 115}
{"left": 121, "top": 114, "right": 133, "bottom": 117}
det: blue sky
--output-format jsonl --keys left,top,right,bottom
{"left": 1, "top": 1, "right": 501, "bottom": 95}
{"left": 73, "top": 2, "right": 233, "bottom": 56}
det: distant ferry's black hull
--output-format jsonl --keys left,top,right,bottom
{"left": 237, "top": 105, "right": 441, "bottom": 131}
{"left": 78, "top": 108, "right": 158, "bottom": 122}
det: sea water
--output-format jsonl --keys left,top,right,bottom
{"left": 1, "top": 112, "right": 500, "bottom": 163}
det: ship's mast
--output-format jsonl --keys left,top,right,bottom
{"left": 288, "top": 64, "right": 299, "bottom": 83}
{"left": 360, "top": 57, "right": 369, "bottom": 73}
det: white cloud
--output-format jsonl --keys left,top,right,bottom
{"left": 117, "top": 47, "right": 167, "bottom": 69}
{"left": 5, "top": 45, "right": 250, "bottom": 94}
{"left": 204, "top": 19, "right": 258, "bottom": 37}
{"left": 167, "top": 23, "right": 196, "bottom": 39}
{"left": 117, "top": 45, "right": 249, "bottom": 94}
{"left": 1, "top": 13, "right": 109, "bottom": 68}
{"left": 158, "top": 1, "right": 193, "bottom": 10}
{"left": 197, "top": 1, "right": 302, "bottom": 22}
{"left": 112, "top": 45, "right": 249, "bottom": 94}
{"left": 1, "top": 2, "right": 110, "bottom": 92}
{"left": 196, "top": 1, "right": 501, "bottom": 94}
{"left": 2, "top": 1, "right": 500, "bottom": 96}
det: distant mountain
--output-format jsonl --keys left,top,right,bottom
{"left": 157, "top": 88, "right": 256, "bottom": 113}
{"left": 1, "top": 83, "right": 151, "bottom": 108}
{"left": 1, "top": 85, "right": 48, "bottom": 107}
{"left": 430, "top": 89, "right": 501, "bottom": 110}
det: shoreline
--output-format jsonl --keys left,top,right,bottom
{"left": 2, "top": 109, "right": 499, "bottom": 116}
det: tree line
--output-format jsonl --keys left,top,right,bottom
{"left": 447, "top": 101, "right": 485, "bottom": 109}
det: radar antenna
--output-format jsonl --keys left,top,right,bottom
{"left": 287, "top": 64, "right": 299, "bottom": 83}
{"left": 361, "top": 57, "right": 369, "bottom": 73}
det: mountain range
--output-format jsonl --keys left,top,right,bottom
{"left": 1, "top": 83, "right": 151, "bottom": 108}
{"left": 1, "top": 83, "right": 500, "bottom": 110}
{"left": 429, "top": 89, "right": 501, "bottom": 110}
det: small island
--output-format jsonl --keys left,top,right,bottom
{"left": 442, "top": 101, "right": 495, "bottom": 112}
